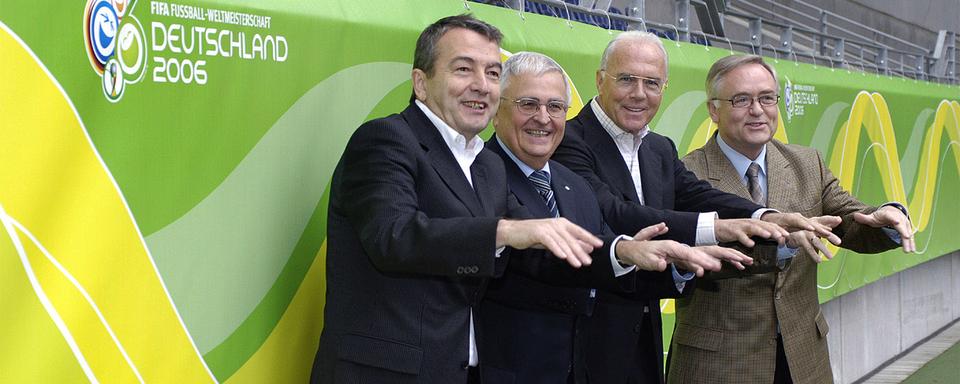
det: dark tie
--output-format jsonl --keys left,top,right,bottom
{"left": 746, "top": 162, "right": 765, "bottom": 205}
{"left": 529, "top": 170, "right": 559, "bottom": 218}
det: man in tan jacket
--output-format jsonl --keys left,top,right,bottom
{"left": 668, "top": 54, "right": 914, "bottom": 384}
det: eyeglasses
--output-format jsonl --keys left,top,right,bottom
{"left": 602, "top": 71, "right": 666, "bottom": 95}
{"left": 712, "top": 94, "right": 780, "bottom": 108}
{"left": 501, "top": 97, "right": 569, "bottom": 118}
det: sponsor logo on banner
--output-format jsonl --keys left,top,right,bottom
{"left": 783, "top": 76, "right": 820, "bottom": 122}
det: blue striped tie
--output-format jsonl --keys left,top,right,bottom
{"left": 529, "top": 170, "right": 559, "bottom": 218}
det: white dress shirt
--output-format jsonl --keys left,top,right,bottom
{"left": 589, "top": 98, "right": 720, "bottom": 246}
{"left": 415, "top": 100, "right": 486, "bottom": 367}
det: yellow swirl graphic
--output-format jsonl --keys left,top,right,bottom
{"left": 1, "top": 23, "right": 214, "bottom": 383}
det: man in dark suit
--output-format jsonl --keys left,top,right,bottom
{"left": 312, "top": 15, "right": 606, "bottom": 384}
{"left": 669, "top": 54, "right": 913, "bottom": 384}
{"left": 479, "top": 51, "right": 752, "bottom": 384}
{"left": 552, "top": 31, "right": 836, "bottom": 383}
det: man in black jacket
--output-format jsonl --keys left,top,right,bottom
{"left": 312, "top": 15, "right": 604, "bottom": 384}
{"left": 552, "top": 31, "right": 835, "bottom": 383}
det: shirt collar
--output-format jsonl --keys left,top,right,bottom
{"left": 590, "top": 97, "right": 649, "bottom": 143}
{"left": 495, "top": 135, "right": 550, "bottom": 178}
{"left": 716, "top": 133, "right": 767, "bottom": 178}
{"left": 415, "top": 100, "right": 483, "bottom": 157}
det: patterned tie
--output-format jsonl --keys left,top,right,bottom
{"left": 746, "top": 162, "right": 766, "bottom": 206}
{"left": 529, "top": 170, "right": 559, "bottom": 218}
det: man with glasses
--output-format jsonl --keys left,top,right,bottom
{"left": 478, "top": 51, "right": 752, "bottom": 383}
{"left": 552, "top": 31, "right": 836, "bottom": 383}
{"left": 313, "top": 15, "right": 608, "bottom": 384}
{"left": 669, "top": 54, "right": 913, "bottom": 384}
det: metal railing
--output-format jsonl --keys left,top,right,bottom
{"left": 467, "top": 0, "right": 959, "bottom": 84}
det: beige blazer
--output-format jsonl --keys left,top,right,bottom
{"left": 667, "top": 135, "right": 898, "bottom": 384}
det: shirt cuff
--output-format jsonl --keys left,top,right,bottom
{"left": 777, "top": 244, "right": 798, "bottom": 269}
{"left": 881, "top": 227, "right": 902, "bottom": 244}
{"left": 610, "top": 235, "right": 637, "bottom": 277}
{"left": 671, "top": 263, "right": 695, "bottom": 292}
{"left": 495, "top": 246, "right": 505, "bottom": 258}
{"left": 752, "top": 208, "right": 778, "bottom": 219}
{"left": 695, "top": 212, "right": 719, "bottom": 246}
{"left": 879, "top": 202, "right": 909, "bottom": 244}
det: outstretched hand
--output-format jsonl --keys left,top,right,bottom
{"left": 496, "top": 218, "right": 603, "bottom": 268}
{"left": 853, "top": 206, "right": 915, "bottom": 253}
{"left": 762, "top": 212, "right": 842, "bottom": 246}
{"left": 714, "top": 218, "right": 788, "bottom": 247}
{"left": 786, "top": 230, "right": 834, "bottom": 263}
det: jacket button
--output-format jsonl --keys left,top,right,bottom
{"left": 633, "top": 323, "right": 642, "bottom": 333}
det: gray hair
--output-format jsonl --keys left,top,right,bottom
{"left": 706, "top": 54, "right": 779, "bottom": 101}
{"left": 501, "top": 51, "right": 572, "bottom": 104}
{"left": 599, "top": 31, "right": 669, "bottom": 78}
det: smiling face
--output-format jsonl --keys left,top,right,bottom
{"left": 494, "top": 71, "right": 567, "bottom": 170}
{"left": 412, "top": 28, "right": 501, "bottom": 139}
{"left": 595, "top": 40, "right": 666, "bottom": 134}
{"left": 709, "top": 63, "right": 779, "bottom": 160}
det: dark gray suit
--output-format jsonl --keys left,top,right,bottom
{"left": 553, "top": 105, "right": 762, "bottom": 383}
{"left": 479, "top": 137, "right": 636, "bottom": 384}
{"left": 313, "top": 104, "right": 512, "bottom": 383}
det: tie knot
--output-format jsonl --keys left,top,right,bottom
{"left": 746, "top": 162, "right": 761, "bottom": 178}
{"left": 529, "top": 170, "right": 551, "bottom": 191}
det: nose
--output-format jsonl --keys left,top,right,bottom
{"left": 471, "top": 72, "right": 491, "bottom": 95}
{"left": 533, "top": 105, "right": 552, "bottom": 124}
{"left": 629, "top": 84, "right": 648, "bottom": 101}
{"left": 748, "top": 99, "right": 764, "bottom": 116}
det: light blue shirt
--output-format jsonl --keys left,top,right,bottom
{"left": 716, "top": 135, "right": 796, "bottom": 263}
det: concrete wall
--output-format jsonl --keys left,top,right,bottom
{"left": 822, "top": 251, "right": 960, "bottom": 383}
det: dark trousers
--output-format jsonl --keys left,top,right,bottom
{"left": 468, "top": 366, "right": 481, "bottom": 384}
{"left": 774, "top": 335, "right": 793, "bottom": 384}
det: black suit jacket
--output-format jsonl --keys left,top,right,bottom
{"left": 479, "top": 137, "right": 635, "bottom": 384}
{"left": 313, "top": 104, "right": 512, "bottom": 384}
{"left": 552, "top": 105, "right": 762, "bottom": 383}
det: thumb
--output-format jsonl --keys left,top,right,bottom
{"left": 632, "top": 222, "right": 668, "bottom": 241}
{"left": 814, "top": 215, "right": 842, "bottom": 228}
{"left": 852, "top": 212, "right": 878, "bottom": 226}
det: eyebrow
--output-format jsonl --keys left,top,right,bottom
{"left": 516, "top": 96, "right": 566, "bottom": 103}
{"left": 450, "top": 56, "right": 502, "bottom": 70}
{"left": 617, "top": 73, "right": 663, "bottom": 81}
{"left": 732, "top": 90, "right": 778, "bottom": 97}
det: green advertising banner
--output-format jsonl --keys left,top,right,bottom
{"left": 1, "top": 0, "right": 958, "bottom": 381}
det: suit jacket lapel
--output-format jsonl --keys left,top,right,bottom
{"left": 486, "top": 138, "right": 550, "bottom": 218}
{"left": 471, "top": 156, "right": 499, "bottom": 217}
{"left": 402, "top": 105, "right": 484, "bottom": 216}
{"left": 703, "top": 135, "right": 752, "bottom": 199}
{"left": 637, "top": 139, "right": 662, "bottom": 208}
{"left": 763, "top": 142, "right": 793, "bottom": 211}
{"left": 578, "top": 107, "right": 642, "bottom": 203}
{"left": 551, "top": 164, "right": 581, "bottom": 221}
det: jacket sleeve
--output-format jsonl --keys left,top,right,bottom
{"left": 335, "top": 119, "right": 501, "bottom": 277}
{"left": 553, "top": 125, "right": 701, "bottom": 245}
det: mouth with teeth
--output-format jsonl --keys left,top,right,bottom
{"left": 623, "top": 105, "right": 646, "bottom": 113}
{"left": 746, "top": 121, "right": 769, "bottom": 129}
{"left": 524, "top": 129, "right": 552, "bottom": 138}
{"left": 462, "top": 101, "right": 488, "bottom": 111}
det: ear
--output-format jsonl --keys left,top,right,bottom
{"left": 412, "top": 69, "right": 427, "bottom": 101}
{"left": 595, "top": 69, "right": 604, "bottom": 94}
{"left": 707, "top": 100, "right": 720, "bottom": 123}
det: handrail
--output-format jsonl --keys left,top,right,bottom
{"left": 470, "top": 0, "right": 957, "bottom": 84}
